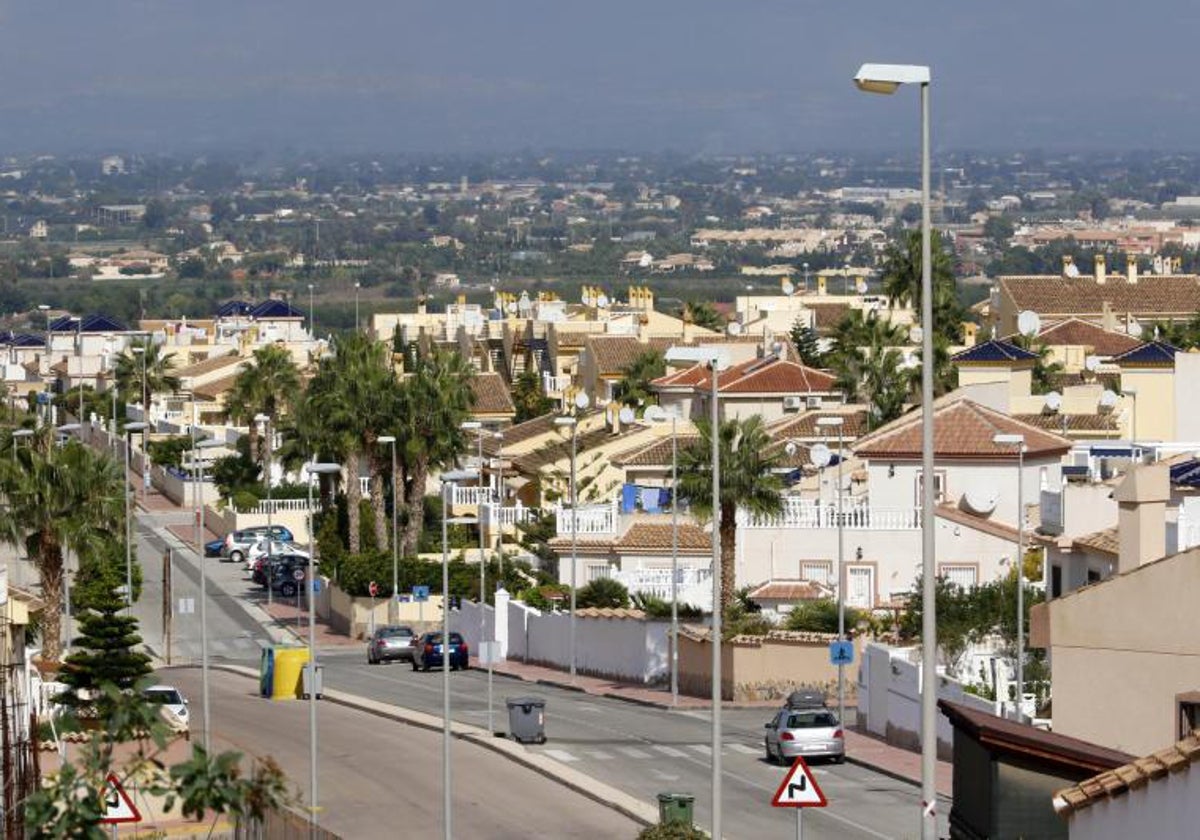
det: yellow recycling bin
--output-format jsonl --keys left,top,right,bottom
{"left": 270, "top": 646, "right": 311, "bottom": 700}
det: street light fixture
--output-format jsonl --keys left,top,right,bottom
{"left": 440, "top": 467, "right": 478, "bottom": 840}
{"left": 55, "top": 424, "right": 83, "bottom": 653}
{"left": 122, "top": 422, "right": 148, "bottom": 618}
{"left": 354, "top": 281, "right": 362, "bottom": 331}
{"left": 377, "top": 435, "right": 399, "bottom": 607}
{"left": 255, "top": 413, "right": 275, "bottom": 611}
{"left": 193, "top": 437, "right": 225, "bottom": 752}
{"left": 553, "top": 415, "right": 580, "bottom": 681}
{"left": 854, "top": 59, "right": 936, "bottom": 840}
{"left": 817, "top": 416, "right": 847, "bottom": 730}
{"left": 303, "top": 460, "right": 343, "bottom": 836}
{"left": 993, "top": 433, "right": 1027, "bottom": 721}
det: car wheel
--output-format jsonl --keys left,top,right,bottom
{"left": 368, "top": 653, "right": 376, "bottom": 665}
{"left": 230, "top": 550, "right": 243, "bottom": 564}
{"left": 765, "top": 741, "right": 777, "bottom": 764}
{"left": 833, "top": 754, "right": 846, "bottom": 765}
{"left": 422, "top": 662, "right": 430, "bottom": 672}
{"left": 411, "top": 660, "right": 419, "bottom": 671}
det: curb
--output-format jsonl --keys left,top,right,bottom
{"left": 180, "top": 663, "right": 658, "bottom": 829}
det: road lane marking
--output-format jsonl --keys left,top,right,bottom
{"left": 586, "top": 750, "right": 614, "bottom": 761}
{"left": 651, "top": 770, "right": 680, "bottom": 782}
{"left": 616, "top": 746, "right": 650, "bottom": 759}
{"left": 653, "top": 745, "right": 688, "bottom": 758}
{"left": 543, "top": 749, "right": 578, "bottom": 763}
{"left": 727, "top": 743, "right": 758, "bottom": 755}
{"left": 690, "top": 744, "right": 711, "bottom": 755}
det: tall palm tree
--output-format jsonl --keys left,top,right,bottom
{"left": 113, "top": 339, "right": 181, "bottom": 417}
{"left": 827, "top": 311, "right": 914, "bottom": 426}
{"left": 395, "top": 348, "right": 476, "bottom": 556}
{"left": 881, "top": 229, "right": 965, "bottom": 343}
{"left": 676, "top": 416, "right": 783, "bottom": 626}
{"left": 226, "top": 345, "right": 302, "bottom": 468}
{"left": 0, "top": 431, "right": 125, "bottom": 662}
{"left": 614, "top": 349, "right": 665, "bottom": 408}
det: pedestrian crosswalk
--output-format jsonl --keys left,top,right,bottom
{"left": 146, "top": 635, "right": 271, "bottom": 662}
{"left": 537, "top": 741, "right": 767, "bottom": 765}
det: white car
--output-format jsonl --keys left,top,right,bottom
{"left": 245, "top": 540, "right": 309, "bottom": 573}
{"left": 143, "top": 685, "right": 189, "bottom": 734}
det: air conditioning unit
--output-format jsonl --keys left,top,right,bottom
{"left": 783, "top": 396, "right": 804, "bottom": 410}
{"left": 806, "top": 396, "right": 822, "bottom": 409}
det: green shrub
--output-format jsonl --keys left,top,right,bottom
{"left": 231, "top": 489, "right": 260, "bottom": 513}
{"left": 521, "top": 584, "right": 569, "bottom": 611}
{"left": 783, "top": 598, "right": 866, "bottom": 634}
{"left": 576, "top": 577, "right": 630, "bottom": 609}
{"left": 633, "top": 594, "right": 704, "bottom": 620}
{"left": 146, "top": 435, "right": 191, "bottom": 469}
{"left": 638, "top": 822, "right": 707, "bottom": 840}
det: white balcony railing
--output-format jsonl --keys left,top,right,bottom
{"left": 542, "top": 373, "right": 572, "bottom": 394}
{"left": 481, "top": 502, "right": 541, "bottom": 529}
{"left": 555, "top": 499, "right": 619, "bottom": 536}
{"left": 249, "top": 498, "right": 316, "bottom": 515}
{"left": 452, "top": 485, "right": 497, "bottom": 507}
{"left": 611, "top": 567, "right": 711, "bottom": 600}
{"left": 738, "top": 497, "right": 921, "bottom": 530}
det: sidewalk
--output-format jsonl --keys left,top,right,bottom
{"left": 125, "top": 467, "right": 181, "bottom": 513}
{"left": 472, "top": 656, "right": 953, "bottom": 796}
{"left": 259, "top": 596, "right": 360, "bottom": 649}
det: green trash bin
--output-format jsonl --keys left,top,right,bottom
{"left": 657, "top": 792, "right": 695, "bottom": 826}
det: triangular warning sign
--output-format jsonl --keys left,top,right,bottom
{"left": 770, "top": 757, "right": 828, "bottom": 808}
{"left": 99, "top": 772, "right": 142, "bottom": 824}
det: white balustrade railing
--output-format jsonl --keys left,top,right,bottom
{"left": 452, "top": 485, "right": 497, "bottom": 507}
{"left": 738, "top": 496, "right": 921, "bottom": 530}
{"left": 611, "top": 567, "right": 712, "bottom": 602}
{"left": 555, "top": 499, "right": 619, "bottom": 536}
{"left": 542, "top": 373, "right": 572, "bottom": 394}
{"left": 481, "top": 502, "right": 542, "bottom": 528}
{"left": 249, "top": 498, "right": 315, "bottom": 515}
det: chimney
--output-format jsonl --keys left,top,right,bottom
{"left": 1113, "top": 462, "right": 1168, "bottom": 574}
{"left": 817, "top": 274, "right": 828, "bottom": 295}
{"left": 1101, "top": 300, "right": 1116, "bottom": 332}
{"left": 1126, "top": 255, "right": 1138, "bottom": 285}
{"left": 1061, "top": 255, "right": 1075, "bottom": 278}
{"left": 681, "top": 306, "right": 694, "bottom": 342}
{"left": 1094, "top": 253, "right": 1106, "bottom": 285}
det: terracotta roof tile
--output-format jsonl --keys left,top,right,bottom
{"left": 1012, "top": 413, "right": 1120, "bottom": 434}
{"left": 1053, "top": 730, "right": 1200, "bottom": 816}
{"left": 1072, "top": 526, "right": 1119, "bottom": 557}
{"left": 616, "top": 522, "right": 710, "bottom": 551}
{"left": 586, "top": 336, "right": 676, "bottom": 376}
{"left": 1027, "top": 317, "right": 1142, "bottom": 357}
{"left": 999, "top": 274, "right": 1200, "bottom": 319}
{"left": 747, "top": 580, "right": 831, "bottom": 601}
{"left": 612, "top": 435, "right": 700, "bottom": 467}
{"left": 177, "top": 352, "right": 244, "bottom": 378}
{"left": 469, "top": 373, "right": 515, "bottom": 416}
{"left": 767, "top": 408, "right": 869, "bottom": 440}
{"left": 575, "top": 607, "right": 646, "bottom": 620}
{"left": 193, "top": 373, "right": 239, "bottom": 402}
{"left": 853, "top": 399, "right": 1074, "bottom": 461}
{"left": 653, "top": 355, "right": 837, "bottom": 396}
{"left": 512, "top": 421, "right": 641, "bottom": 473}
{"left": 482, "top": 411, "right": 557, "bottom": 454}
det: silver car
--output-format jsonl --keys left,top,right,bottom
{"left": 764, "top": 707, "right": 845, "bottom": 764}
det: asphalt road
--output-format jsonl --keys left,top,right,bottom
{"left": 158, "top": 667, "right": 640, "bottom": 840}
{"left": 135, "top": 517, "right": 951, "bottom": 839}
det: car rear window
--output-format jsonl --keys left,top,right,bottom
{"left": 787, "top": 711, "right": 838, "bottom": 728}
{"left": 383, "top": 628, "right": 413, "bottom": 638}
{"left": 426, "top": 633, "right": 465, "bottom": 644}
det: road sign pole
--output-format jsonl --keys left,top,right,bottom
{"left": 797, "top": 809, "right": 803, "bottom": 840}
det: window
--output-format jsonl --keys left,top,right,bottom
{"left": 915, "top": 470, "right": 946, "bottom": 506}
{"left": 800, "top": 561, "right": 832, "bottom": 586}
{"left": 1178, "top": 694, "right": 1200, "bottom": 739}
{"left": 586, "top": 564, "right": 611, "bottom": 583}
{"left": 1051, "top": 565, "right": 1063, "bottom": 599}
{"left": 940, "top": 565, "right": 977, "bottom": 590}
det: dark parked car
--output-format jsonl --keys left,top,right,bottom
{"left": 367, "top": 626, "right": 416, "bottom": 664}
{"left": 204, "top": 538, "right": 225, "bottom": 558}
{"left": 412, "top": 632, "right": 468, "bottom": 672}
{"left": 262, "top": 555, "right": 311, "bottom": 596}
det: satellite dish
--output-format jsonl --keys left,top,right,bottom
{"left": 962, "top": 483, "right": 998, "bottom": 515}
{"left": 1128, "top": 319, "right": 1143, "bottom": 338}
{"left": 856, "top": 278, "right": 868, "bottom": 294}
{"left": 574, "top": 392, "right": 591, "bottom": 411}
{"left": 506, "top": 302, "right": 517, "bottom": 314}
{"left": 781, "top": 279, "right": 795, "bottom": 297}
{"left": 1099, "top": 389, "right": 1119, "bottom": 410}
{"left": 1084, "top": 355, "right": 1101, "bottom": 372}
{"left": 1065, "top": 262, "right": 1081, "bottom": 278}
{"left": 643, "top": 405, "right": 668, "bottom": 423}
{"left": 909, "top": 325, "right": 923, "bottom": 343}
{"left": 618, "top": 406, "right": 635, "bottom": 425}
{"left": 726, "top": 321, "right": 743, "bottom": 336}
{"left": 595, "top": 293, "right": 608, "bottom": 308}
{"left": 1017, "top": 310, "right": 1042, "bottom": 337}
{"left": 1043, "top": 391, "right": 1062, "bottom": 413}
{"left": 809, "top": 443, "right": 832, "bottom": 468}
{"left": 784, "top": 441, "right": 798, "bottom": 457}
{"left": 772, "top": 341, "right": 784, "bottom": 356}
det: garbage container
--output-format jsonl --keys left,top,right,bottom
{"left": 657, "top": 793, "right": 695, "bottom": 826}
{"left": 301, "top": 662, "right": 324, "bottom": 699}
{"left": 506, "top": 696, "right": 546, "bottom": 744}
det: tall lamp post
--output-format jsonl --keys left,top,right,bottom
{"left": 854, "top": 60, "right": 936, "bottom": 839}
{"left": 354, "top": 281, "right": 362, "bottom": 331}
{"left": 55, "top": 424, "right": 82, "bottom": 650}
{"left": 123, "top": 421, "right": 148, "bottom": 617}
{"left": 554, "top": 415, "right": 580, "bottom": 681}
{"left": 493, "top": 431, "right": 505, "bottom": 578}
{"left": 304, "top": 460, "right": 343, "bottom": 835}
{"left": 817, "top": 416, "right": 847, "bottom": 729}
{"left": 193, "top": 436, "right": 224, "bottom": 751}
{"left": 377, "top": 435, "right": 399, "bottom": 612}
{"left": 993, "top": 433, "right": 1027, "bottom": 721}
{"left": 308, "top": 283, "right": 316, "bottom": 338}
{"left": 461, "top": 421, "right": 488, "bottom": 658}
{"left": 255, "top": 414, "right": 275, "bottom": 610}
{"left": 132, "top": 345, "right": 148, "bottom": 501}
{"left": 440, "top": 468, "right": 478, "bottom": 840}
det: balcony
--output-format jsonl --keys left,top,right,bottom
{"left": 610, "top": 567, "right": 713, "bottom": 612}
{"left": 738, "top": 497, "right": 921, "bottom": 530}
{"left": 542, "top": 373, "right": 572, "bottom": 395}
{"left": 555, "top": 499, "right": 619, "bottom": 536}
{"left": 480, "top": 502, "right": 542, "bottom": 529}
{"left": 451, "top": 485, "right": 497, "bottom": 507}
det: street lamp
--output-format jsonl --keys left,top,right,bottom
{"left": 122, "top": 422, "right": 148, "bottom": 618}
{"left": 377, "top": 435, "right": 399, "bottom": 607}
{"left": 308, "top": 283, "right": 316, "bottom": 338}
{"left": 643, "top": 404, "right": 681, "bottom": 707}
{"left": 817, "top": 416, "right": 847, "bottom": 731}
{"left": 132, "top": 345, "right": 148, "bottom": 501}
{"left": 55, "top": 424, "right": 82, "bottom": 651}
{"left": 255, "top": 414, "right": 276, "bottom": 610}
{"left": 304, "top": 460, "right": 342, "bottom": 835}
{"left": 993, "top": 433, "right": 1027, "bottom": 722}
{"left": 665, "top": 345, "right": 729, "bottom": 839}
{"left": 354, "top": 281, "right": 362, "bottom": 331}
{"left": 460, "top": 421, "right": 488, "bottom": 660}
{"left": 440, "top": 467, "right": 477, "bottom": 840}
{"left": 193, "top": 436, "right": 224, "bottom": 752}
{"left": 554, "top": 415, "right": 580, "bottom": 681}
{"left": 855, "top": 60, "right": 936, "bottom": 840}
{"left": 37, "top": 304, "right": 49, "bottom": 374}
{"left": 493, "top": 431, "right": 505, "bottom": 578}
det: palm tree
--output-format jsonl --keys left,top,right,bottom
{"left": 114, "top": 339, "right": 181, "bottom": 413}
{"left": 827, "top": 312, "right": 913, "bottom": 427}
{"left": 677, "top": 301, "right": 724, "bottom": 332}
{"left": 226, "top": 345, "right": 302, "bottom": 469}
{"left": 395, "top": 348, "right": 476, "bottom": 556}
{"left": 614, "top": 350, "right": 665, "bottom": 409}
{"left": 881, "top": 229, "right": 965, "bottom": 343}
{"left": 676, "top": 416, "right": 783, "bottom": 625}
{"left": 0, "top": 432, "right": 125, "bottom": 662}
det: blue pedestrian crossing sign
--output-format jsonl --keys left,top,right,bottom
{"left": 412, "top": 585, "right": 430, "bottom": 602}
{"left": 829, "top": 641, "right": 854, "bottom": 666}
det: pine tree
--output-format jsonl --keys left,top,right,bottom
{"left": 56, "top": 589, "right": 152, "bottom": 716}
{"left": 789, "top": 320, "right": 824, "bottom": 367}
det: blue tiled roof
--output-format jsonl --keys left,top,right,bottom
{"left": 1111, "top": 340, "right": 1178, "bottom": 366}
{"left": 216, "top": 300, "right": 254, "bottom": 318}
{"left": 1170, "top": 459, "right": 1200, "bottom": 487}
{"left": 9, "top": 333, "right": 45, "bottom": 347}
{"left": 49, "top": 313, "right": 128, "bottom": 333}
{"left": 951, "top": 339, "right": 1039, "bottom": 364}
{"left": 249, "top": 299, "right": 305, "bottom": 319}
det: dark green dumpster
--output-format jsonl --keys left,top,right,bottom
{"left": 656, "top": 792, "right": 695, "bottom": 826}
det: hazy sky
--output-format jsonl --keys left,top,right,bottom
{"left": 3, "top": 1, "right": 1199, "bottom": 154}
